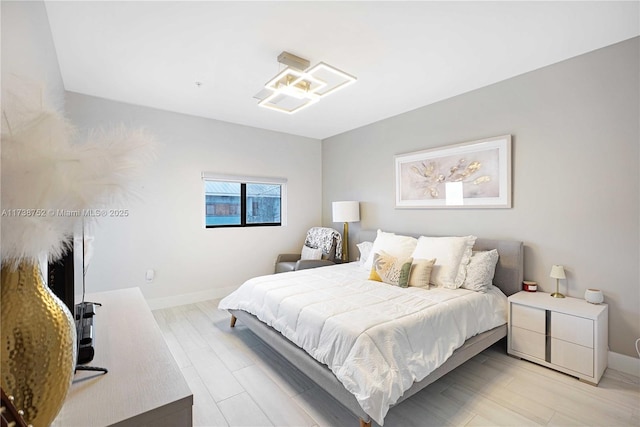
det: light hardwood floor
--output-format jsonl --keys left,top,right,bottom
{"left": 152, "top": 300, "right": 639, "bottom": 427}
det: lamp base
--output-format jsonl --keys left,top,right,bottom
{"left": 341, "top": 222, "right": 349, "bottom": 263}
{"left": 550, "top": 292, "right": 565, "bottom": 298}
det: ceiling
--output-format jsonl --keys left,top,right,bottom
{"left": 44, "top": 1, "right": 639, "bottom": 140}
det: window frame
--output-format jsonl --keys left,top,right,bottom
{"left": 202, "top": 173, "right": 287, "bottom": 228}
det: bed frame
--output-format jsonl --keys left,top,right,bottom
{"left": 228, "top": 232, "right": 524, "bottom": 427}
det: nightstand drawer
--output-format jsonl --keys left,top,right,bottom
{"left": 507, "top": 291, "right": 607, "bottom": 384}
{"left": 511, "top": 303, "right": 545, "bottom": 334}
{"left": 511, "top": 326, "right": 546, "bottom": 360}
{"left": 551, "top": 338, "right": 594, "bottom": 377}
{"left": 551, "top": 312, "right": 593, "bottom": 348}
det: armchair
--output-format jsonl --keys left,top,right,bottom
{"left": 275, "top": 227, "right": 342, "bottom": 274}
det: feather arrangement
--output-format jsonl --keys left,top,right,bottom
{"left": 1, "top": 80, "right": 154, "bottom": 267}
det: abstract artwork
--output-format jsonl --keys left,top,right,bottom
{"left": 395, "top": 135, "right": 511, "bottom": 208}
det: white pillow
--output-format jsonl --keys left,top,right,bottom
{"left": 356, "top": 241, "right": 373, "bottom": 265}
{"left": 462, "top": 250, "right": 499, "bottom": 292}
{"left": 411, "top": 235, "right": 477, "bottom": 289}
{"left": 301, "top": 245, "right": 322, "bottom": 260}
{"left": 363, "top": 230, "right": 418, "bottom": 270}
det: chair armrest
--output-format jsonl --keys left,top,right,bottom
{"left": 276, "top": 253, "right": 301, "bottom": 263}
{"left": 294, "top": 260, "right": 335, "bottom": 271}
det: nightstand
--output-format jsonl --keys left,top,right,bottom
{"left": 507, "top": 291, "right": 608, "bottom": 385}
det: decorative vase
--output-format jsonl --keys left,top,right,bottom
{"left": 1, "top": 260, "right": 77, "bottom": 426}
{"left": 584, "top": 288, "right": 604, "bottom": 304}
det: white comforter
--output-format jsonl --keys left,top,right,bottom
{"left": 218, "top": 263, "right": 507, "bottom": 424}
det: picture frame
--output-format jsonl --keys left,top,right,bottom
{"left": 395, "top": 135, "right": 512, "bottom": 209}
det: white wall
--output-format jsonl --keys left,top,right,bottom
{"left": 64, "top": 93, "right": 322, "bottom": 306}
{"left": 1, "top": 0, "right": 64, "bottom": 109}
{"left": 322, "top": 38, "right": 639, "bottom": 357}
{"left": 5, "top": 0, "right": 638, "bottom": 358}
{"left": 1, "top": 0, "right": 65, "bottom": 270}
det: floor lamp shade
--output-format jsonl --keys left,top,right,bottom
{"left": 332, "top": 201, "right": 360, "bottom": 262}
{"left": 332, "top": 201, "right": 360, "bottom": 223}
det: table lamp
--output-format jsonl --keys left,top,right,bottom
{"left": 550, "top": 265, "right": 566, "bottom": 298}
{"left": 332, "top": 201, "right": 360, "bottom": 262}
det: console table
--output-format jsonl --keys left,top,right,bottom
{"left": 52, "top": 288, "right": 193, "bottom": 426}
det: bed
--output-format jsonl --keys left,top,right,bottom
{"left": 219, "top": 230, "right": 523, "bottom": 426}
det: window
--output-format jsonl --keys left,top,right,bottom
{"left": 203, "top": 173, "right": 286, "bottom": 228}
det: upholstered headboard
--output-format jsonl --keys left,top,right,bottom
{"left": 356, "top": 230, "right": 524, "bottom": 296}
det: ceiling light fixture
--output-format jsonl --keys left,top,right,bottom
{"left": 254, "top": 51, "right": 357, "bottom": 114}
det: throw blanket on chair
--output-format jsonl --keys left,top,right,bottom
{"left": 305, "top": 227, "right": 342, "bottom": 260}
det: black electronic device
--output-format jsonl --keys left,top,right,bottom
{"left": 48, "top": 249, "right": 76, "bottom": 315}
{"left": 48, "top": 224, "right": 107, "bottom": 375}
{"left": 76, "top": 303, "right": 96, "bottom": 364}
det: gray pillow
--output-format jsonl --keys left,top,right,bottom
{"left": 461, "top": 249, "right": 499, "bottom": 292}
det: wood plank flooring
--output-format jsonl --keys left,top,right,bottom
{"left": 153, "top": 300, "right": 639, "bottom": 427}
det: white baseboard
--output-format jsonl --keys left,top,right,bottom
{"left": 608, "top": 350, "right": 640, "bottom": 378}
{"left": 145, "top": 286, "right": 238, "bottom": 310}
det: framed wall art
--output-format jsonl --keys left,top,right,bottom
{"left": 395, "top": 135, "right": 512, "bottom": 209}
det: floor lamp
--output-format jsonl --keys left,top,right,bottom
{"left": 332, "top": 201, "right": 360, "bottom": 262}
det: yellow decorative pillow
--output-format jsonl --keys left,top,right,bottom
{"left": 408, "top": 258, "right": 436, "bottom": 289}
{"left": 369, "top": 251, "right": 413, "bottom": 287}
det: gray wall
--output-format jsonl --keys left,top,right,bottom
{"left": 4, "top": 0, "right": 638, "bottom": 356}
{"left": 322, "top": 37, "right": 639, "bottom": 357}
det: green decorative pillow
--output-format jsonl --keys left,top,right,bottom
{"left": 408, "top": 258, "right": 436, "bottom": 289}
{"left": 369, "top": 251, "right": 413, "bottom": 287}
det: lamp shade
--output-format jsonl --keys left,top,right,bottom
{"left": 550, "top": 265, "right": 566, "bottom": 279}
{"left": 332, "top": 201, "right": 360, "bottom": 223}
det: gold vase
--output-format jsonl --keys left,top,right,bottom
{"left": 1, "top": 260, "right": 77, "bottom": 426}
